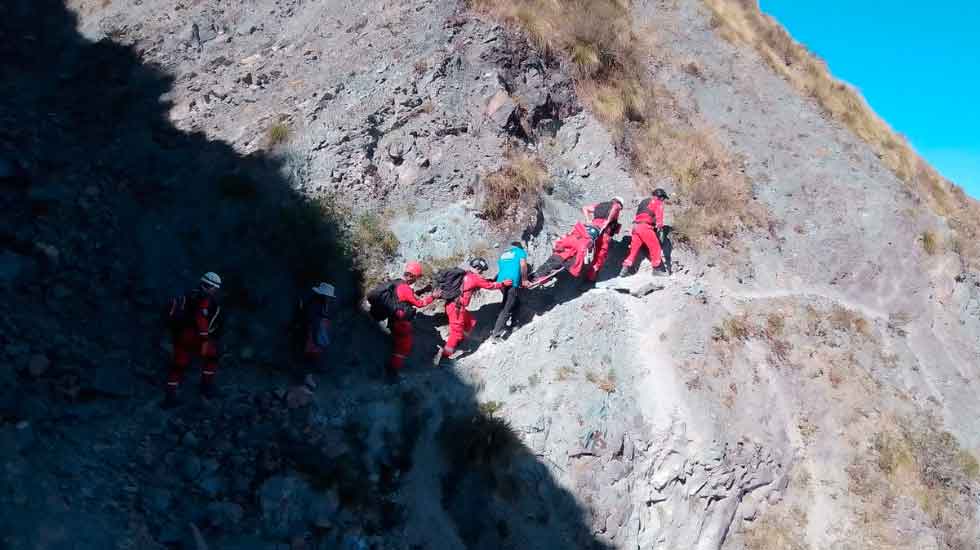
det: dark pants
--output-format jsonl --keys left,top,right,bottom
{"left": 532, "top": 255, "right": 572, "bottom": 281}
{"left": 492, "top": 286, "right": 523, "bottom": 336}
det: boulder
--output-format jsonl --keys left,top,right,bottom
{"left": 485, "top": 90, "right": 516, "bottom": 128}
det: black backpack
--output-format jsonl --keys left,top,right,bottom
{"left": 367, "top": 280, "right": 414, "bottom": 322}
{"left": 434, "top": 268, "right": 467, "bottom": 303}
{"left": 636, "top": 198, "right": 652, "bottom": 217}
{"left": 593, "top": 200, "right": 615, "bottom": 220}
{"left": 165, "top": 291, "right": 193, "bottom": 330}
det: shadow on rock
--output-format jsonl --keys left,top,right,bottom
{"left": 0, "top": 1, "right": 613, "bottom": 549}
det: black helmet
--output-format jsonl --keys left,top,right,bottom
{"left": 469, "top": 257, "right": 489, "bottom": 272}
{"left": 653, "top": 188, "right": 669, "bottom": 200}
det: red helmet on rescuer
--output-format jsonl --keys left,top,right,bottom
{"left": 404, "top": 261, "right": 423, "bottom": 278}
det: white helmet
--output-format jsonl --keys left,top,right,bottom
{"left": 200, "top": 272, "right": 222, "bottom": 289}
{"left": 312, "top": 282, "right": 336, "bottom": 298}
{"left": 612, "top": 196, "right": 625, "bottom": 205}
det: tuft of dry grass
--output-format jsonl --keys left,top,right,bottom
{"left": 704, "top": 0, "right": 980, "bottom": 267}
{"left": 266, "top": 121, "right": 291, "bottom": 147}
{"left": 351, "top": 212, "right": 400, "bottom": 286}
{"left": 478, "top": 400, "right": 504, "bottom": 417}
{"left": 585, "top": 370, "right": 617, "bottom": 393}
{"left": 714, "top": 314, "right": 754, "bottom": 342}
{"left": 555, "top": 366, "right": 575, "bottom": 381}
{"left": 480, "top": 152, "right": 548, "bottom": 222}
{"left": 921, "top": 230, "right": 940, "bottom": 256}
{"left": 765, "top": 313, "right": 785, "bottom": 336}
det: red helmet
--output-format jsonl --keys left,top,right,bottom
{"left": 404, "top": 261, "right": 423, "bottom": 278}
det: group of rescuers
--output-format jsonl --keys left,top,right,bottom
{"left": 161, "top": 188, "right": 670, "bottom": 406}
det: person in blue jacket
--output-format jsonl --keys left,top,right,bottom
{"left": 491, "top": 242, "right": 528, "bottom": 339}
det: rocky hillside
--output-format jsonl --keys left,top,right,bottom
{"left": 2, "top": 0, "right": 979, "bottom": 549}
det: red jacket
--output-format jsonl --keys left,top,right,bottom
{"left": 634, "top": 197, "right": 665, "bottom": 229}
{"left": 553, "top": 222, "right": 593, "bottom": 277}
{"left": 457, "top": 272, "right": 503, "bottom": 307}
{"left": 396, "top": 283, "right": 434, "bottom": 309}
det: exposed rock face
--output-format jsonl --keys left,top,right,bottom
{"left": 1, "top": 0, "right": 978, "bottom": 549}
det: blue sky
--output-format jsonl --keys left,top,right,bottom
{"left": 760, "top": 1, "right": 980, "bottom": 198}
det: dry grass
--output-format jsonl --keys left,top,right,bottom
{"left": 742, "top": 506, "right": 808, "bottom": 550}
{"left": 350, "top": 212, "right": 400, "bottom": 287}
{"left": 765, "top": 313, "right": 785, "bottom": 336}
{"left": 714, "top": 314, "right": 754, "bottom": 342}
{"left": 828, "top": 305, "right": 870, "bottom": 336}
{"left": 704, "top": 0, "right": 980, "bottom": 266}
{"left": 630, "top": 121, "right": 766, "bottom": 248}
{"left": 469, "top": 0, "right": 768, "bottom": 251}
{"left": 478, "top": 400, "right": 504, "bottom": 416}
{"left": 480, "top": 152, "right": 548, "bottom": 221}
{"left": 921, "top": 229, "right": 941, "bottom": 256}
{"left": 849, "top": 417, "right": 980, "bottom": 548}
{"left": 585, "top": 370, "right": 617, "bottom": 393}
{"left": 266, "top": 121, "right": 291, "bottom": 147}
{"left": 555, "top": 366, "right": 575, "bottom": 381}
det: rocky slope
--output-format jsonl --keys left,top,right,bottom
{"left": 2, "top": 0, "right": 979, "bottom": 549}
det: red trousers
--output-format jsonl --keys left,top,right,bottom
{"left": 443, "top": 302, "right": 477, "bottom": 356}
{"left": 388, "top": 319, "right": 413, "bottom": 370}
{"left": 623, "top": 223, "right": 662, "bottom": 268}
{"left": 168, "top": 328, "right": 219, "bottom": 389}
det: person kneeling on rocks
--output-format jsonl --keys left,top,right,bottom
{"left": 163, "top": 272, "right": 223, "bottom": 408}
{"left": 435, "top": 257, "right": 508, "bottom": 363}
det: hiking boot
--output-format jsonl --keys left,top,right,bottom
{"left": 619, "top": 266, "right": 631, "bottom": 278}
{"left": 651, "top": 265, "right": 669, "bottom": 277}
{"left": 200, "top": 382, "right": 220, "bottom": 400}
{"left": 160, "top": 390, "right": 179, "bottom": 410}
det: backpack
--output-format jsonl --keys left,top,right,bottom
{"left": 298, "top": 293, "right": 332, "bottom": 348}
{"left": 636, "top": 198, "right": 652, "bottom": 217}
{"left": 593, "top": 200, "right": 615, "bottom": 220}
{"left": 434, "top": 268, "right": 467, "bottom": 303}
{"left": 367, "top": 280, "right": 413, "bottom": 322}
{"left": 165, "top": 292, "right": 192, "bottom": 330}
